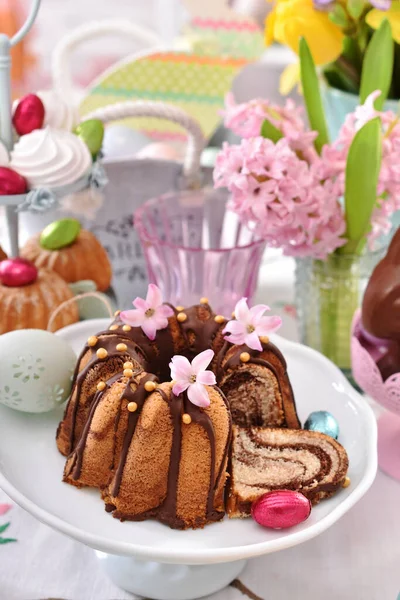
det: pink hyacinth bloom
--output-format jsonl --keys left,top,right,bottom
{"left": 120, "top": 284, "right": 174, "bottom": 340}
{"left": 223, "top": 298, "right": 282, "bottom": 351}
{"left": 317, "top": 90, "right": 400, "bottom": 245}
{"left": 213, "top": 135, "right": 347, "bottom": 259}
{"left": 222, "top": 93, "right": 318, "bottom": 162}
{"left": 169, "top": 349, "right": 216, "bottom": 408}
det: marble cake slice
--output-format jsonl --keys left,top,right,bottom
{"left": 227, "top": 426, "right": 349, "bottom": 518}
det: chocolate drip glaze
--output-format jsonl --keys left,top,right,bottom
{"left": 112, "top": 373, "right": 159, "bottom": 496}
{"left": 113, "top": 313, "right": 175, "bottom": 380}
{"left": 67, "top": 329, "right": 147, "bottom": 451}
{"left": 67, "top": 371, "right": 134, "bottom": 480}
{"left": 218, "top": 341, "right": 284, "bottom": 399}
{"left": 155, "top": 386, "right": 231, "bottom": 528}
{"left": 178, "top": 305, "right": 225, "bottom": 358}
{"left": 157, "top": 389, "right": 185, "bottom": 527}
{"left": 216, "top": 337, "right": 299, "bottom": 429}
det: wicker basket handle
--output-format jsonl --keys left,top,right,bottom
{"left": 52, "top": 19, "right": 163, "bottom": 104}
{"left": 47, "top": 292, "right": 113, "bottom": 332}
{"left": 84, "top": 101, "right": 206, "bottom": 186}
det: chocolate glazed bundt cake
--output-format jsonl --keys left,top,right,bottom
{"left": 57, "top": 286, "right": 348, "bottom": 529}
{"left": 57, "top": 296, "right": 299, "bottom": 457}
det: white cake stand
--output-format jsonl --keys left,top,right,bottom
{"left": 0, "top": 320, "right": 377, "bottom": 600}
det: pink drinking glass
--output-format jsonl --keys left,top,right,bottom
{"left": 134, "top": 188, "right": 266, "bottom": 315}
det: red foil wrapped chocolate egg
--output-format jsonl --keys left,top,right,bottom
{"left": 13, "top": 94, "right": 45, "bottom": 136}
{"left": 0, "top": 258, "right": 38, "bottom": 287}
{"left": 251, "top": 490, "right": 311, "bottom": 529}
{"left": 0, "top": 167, "right": 27, "bottom": 195}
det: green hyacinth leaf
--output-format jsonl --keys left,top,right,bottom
{"left": 260, "top": 119, "right": 283, "bottom": 143}
{"left": 341, "top": 117, "right": 382, "bottom": 255}
{"left": 360, "top": 19, "right": 394, "bottom": 109}
{"left": 299, "top": 37, "right": 329, "bottom": 153}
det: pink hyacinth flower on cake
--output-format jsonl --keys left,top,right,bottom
{"left": 223, "top": 298, "right": 282, "bottom": 352}
{"left": 120, "top": 284, "right": 174, "bottom": 340}
{"left": 169, "top": 349, "right": 216, "bottom": 408}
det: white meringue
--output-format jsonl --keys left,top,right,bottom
{"left": 37, "top": 90, "right": 78, "bottom": 132}
{"left": 10, "top": 126, "right": 92, "bottom": 189}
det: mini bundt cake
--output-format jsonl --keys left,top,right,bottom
{"left": 21, "top": 218, "right": 112, "bottom": 292}
{"left": 0, "top": 263, "right": 78, "bottom": 334}
{"left": 57, "top": 285, "right": 348, "bottom": 529}
{"left": 227, "top": 426, "right": 349, "bottom": 518}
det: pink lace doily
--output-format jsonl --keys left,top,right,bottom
{"left": 351, "top": 310, "right": 400, "bottom": 416}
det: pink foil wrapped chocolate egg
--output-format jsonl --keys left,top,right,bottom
{"left": 251, "top": 490, "right": 311, "bottom": 529}
{"left": 0, "top": 258, "right": 38, "bottom": 287}
{"left": 0, "top": 167, "right": 27, "bottom": 195}
{"left": 13, "top": 94, "right": 45, "bottom": 136}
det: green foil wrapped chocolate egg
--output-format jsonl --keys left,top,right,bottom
{"left": 40, "top": 218, "right": 81, "bottom": 250}
{"left": 75, "top": 119, "right": 104, "bottom": 158}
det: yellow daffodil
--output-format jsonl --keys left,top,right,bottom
{"left": 265, "top": 0, "right": 345, "bottom": 65}
{"left": 367, "top": 5, "right": 400, "bottom": 43}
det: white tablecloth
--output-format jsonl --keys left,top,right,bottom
{"left": 1, "top": 255, "right": 400, "bottom": 600}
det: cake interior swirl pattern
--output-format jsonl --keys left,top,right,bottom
{"left": 56, "top": 286, "right": 349, "bottom": 530}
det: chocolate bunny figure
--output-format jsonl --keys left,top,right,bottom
{"left": 363, "top": 228, "right": 400, "bottom": 340}
{"left": 362, "top": 229, "right": 400, "bottom": 379}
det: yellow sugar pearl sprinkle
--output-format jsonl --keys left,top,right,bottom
{"left": 200, "top": 297, "right": 209, "bottom": 305}
{"left": 214, "top": 315, "right": 225, "bottom": 324}
{"left": 123, "top": 361, "right": 134, "bottom": 370}
{"left": 127, "top": 401, "right": 138, "bottom": 413}
{"left": 97, "top": 382, "right": 106, "bottom": 392}
{"left": 240, "top": 352, "right": 251, "bottom": 363}
{"left": 177, "top": 312, "right": 187, "bottom": 323}
{"left": 176, "top": 306, "right": 185, "bottom": 312}
{"left": 109, "top": 324, "right": 119, "bottom": 331}
{"left": 231, "top": 312, "right": 236, "bottom": 318}
{"left": 116, "top": 343, "right": 128, "bottom": 352}
{"left": 123, "top": 369, "right": 134, "bottom": 378}
{"left": 96, "top": 348, "right": 108, "bottom": 359}
{"left": 114, "top": 310, "right": 121, "bottom": 316}
{"left": 144, "top": 381, "right": 157, "bottom": 392}
{"left": 122, "top": 325, "right": 131, "bottom": 332}
{"left": 259, "top": 336, "right": 269, "bottom": 344}
{"left": 182, "top": 413, "right": 192, "bottom": 425}
{"left": 87, "top": 336, "right": 98, "bottom": 347}
{"left": 342, "top": 476, "right": 351, "bottom": 488}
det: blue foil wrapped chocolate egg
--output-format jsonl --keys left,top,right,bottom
{"left": 304, "top": 411, "right": 339, "bottom": 439}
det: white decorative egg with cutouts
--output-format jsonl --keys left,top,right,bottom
{"left": 0, "top": 329, "right": 76, "bottom": 413}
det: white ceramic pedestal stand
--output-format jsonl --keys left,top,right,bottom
{"left": 96, "top": 553, "right": 247, "bottom": 600}
{"left": 0, "top": 320, "right": 378, "bottom": 600}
